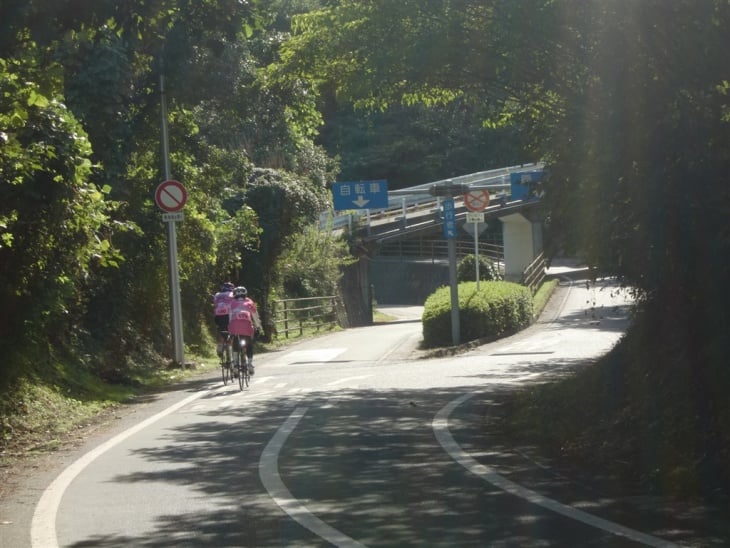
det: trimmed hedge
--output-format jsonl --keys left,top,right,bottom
{"left": 422, "top": 281, "right": 533, "bottom": 348}
{"left": 457, "top": 254, "right": 502, "bottom": 282}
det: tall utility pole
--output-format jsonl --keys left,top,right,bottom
{"left": 159, "top": 68, "right": 185, "bottom": 366}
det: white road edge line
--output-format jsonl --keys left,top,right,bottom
{"left": 259, "top": 407, "right": 366, "bottom": 548}
{"left": 30, "top": 388, "right": 209, "bottom": 548}
{"left": 433, "top": 393, "right": 680, "bottom": 548}
{"left": 325, "top": 375, "right": 373, "bottom": 387}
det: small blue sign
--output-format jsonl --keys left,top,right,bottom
{"left": 510, "top": 170, "right": 544, "bottom": 200}
{"left": 442, "top": 198, "right": 457, "bottom": 239}
{"left": 332, "top": 180, "right": 389, "bottom": 210}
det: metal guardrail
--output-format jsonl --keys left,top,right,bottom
{"left": 272, "top": 296, "right": 339, "bottom": 339}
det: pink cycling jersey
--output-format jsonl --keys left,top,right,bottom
{"left": 213, "top": 290, "right": 234, "bottom": 317}
{"left": 228, "top": 299, "right": 255, "bottom": 337}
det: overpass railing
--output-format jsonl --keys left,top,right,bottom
{"left": 321, "top": 162, "right": 544, "bottom": 233}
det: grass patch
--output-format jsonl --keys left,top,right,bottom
{"left": 0, "top": 380, "right": 113, "bottom": 457}
{"left": 373, "top": 309, "right": 400, "bottom": 323}
{"left": 0, "top": 348, "right": 218, "bottom": 466}
{"left": 532, "top": 278, "right": 559, "bottom": 319}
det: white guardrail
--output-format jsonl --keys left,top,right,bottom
{"left": 320, "top": 163, "right": 545, "bottom": 232}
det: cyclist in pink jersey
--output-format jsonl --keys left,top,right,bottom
{"left": 213, "top": 282, "right": 235, "bottom": 358}
{"left": 228, "top": 286, "right": 262, "bottom": 374}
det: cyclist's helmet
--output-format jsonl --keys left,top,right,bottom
{"left": 233, "top": 286, "right": 247, "bottom": 299}
{"left": 221, "top": 282, "right": 234, "bottom": 292}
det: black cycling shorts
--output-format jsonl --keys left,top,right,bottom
{"left": 214, "top": 315, "right": 229, "bottom": 333}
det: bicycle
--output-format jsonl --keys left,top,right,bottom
{"left": 219, "top": 331, "right": 233, "bottom": 385}
{"left": 231, "top": 334, "right": 251, "bottom": 390}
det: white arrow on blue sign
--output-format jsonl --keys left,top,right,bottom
{"left": 332, "top": 180, "right": 389, "bottom": 210}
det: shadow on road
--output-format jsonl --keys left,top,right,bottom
{"left": 67, "top": 378, "right": 729, "bottom": 547}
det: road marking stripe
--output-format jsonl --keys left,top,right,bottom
{"left": 253, "top": 376, "right": 275, "bottom": 384}
{"left": 31, "top": 389, "right": 207, "bottom": 548}
{"left": 433, "top": 393, "right": 679, "bottom": 548}
{"left": 325, "top": 375, "right": 373, "bottom": 387}
{"left": 275, "top": 348, "right": 348, "bottom": 366}
{"left": 260, "top": 407, "right": 366, "bottom": 548}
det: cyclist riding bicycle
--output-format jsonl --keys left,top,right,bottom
{"left": 213, "top": 282, "right": 235, "bottom": 359}
{"left": 228, "top": 286, "right": 262, "bottom": 375}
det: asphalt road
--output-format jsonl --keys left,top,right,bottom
{"left": 2, "top": 274, "right": 728, "bottom": 547}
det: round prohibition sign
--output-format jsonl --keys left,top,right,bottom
{"left": 463, "top": 189, "right": 490, "bottom": 212}
{"left": 155, "top": 180, "right": 188, "bottom": 212}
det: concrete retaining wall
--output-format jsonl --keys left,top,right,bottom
{"left": 369, "top": 258, "right": 450, "bottom": 305}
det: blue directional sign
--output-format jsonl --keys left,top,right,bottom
{"left": 510, "top": 169, "right": 544, "bottom": 200}
{"left": 332, "top": 180, "right": 389, "bottom": 210}
{"left": 442, "top": 198, "right": 457, "bottom": 239}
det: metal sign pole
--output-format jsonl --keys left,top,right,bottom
{"left": 474, "top": 221, "right": 480, "bottom": 291}
{"left": 430, "top": 181, "right": 467, "bottom": 346}
{"left": 447, "top": 234, "right": 460, "bottom": 345}
{"left": 160, "top": 70, "right": 185, "bottom": 366}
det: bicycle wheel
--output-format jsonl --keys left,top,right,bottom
{"left": 236, "top": 350, "right": 244, "bottom": 390}
{"left": 224, "top": 345, "right": 232, "bottom": 385}
{"left": 242, "top": 356, "right": 250, "bottom": 388}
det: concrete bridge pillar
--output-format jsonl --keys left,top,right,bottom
{"left": 500, "top": 212, "right": 543, "bottom": 282}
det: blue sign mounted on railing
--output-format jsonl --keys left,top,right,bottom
{"left": 509, "top": 170, "right": 544, "bottom": 201}
{"left": 332, "top": 180, "right": 389, "bottom": 210}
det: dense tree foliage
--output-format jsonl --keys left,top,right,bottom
{"left": 275, "top": 1, "right": 534, "bottom": 187}
{"left": 0, "top": 0, "right": 343, "bottom": 380}
{"left": 0, "top": 53, "right": 121, "bottom": 360}
{"left": 318, "top": 99, "right": 526, "bottom": 188}
{"left": 279, "top": 0, "right": 730, "bottom": 314}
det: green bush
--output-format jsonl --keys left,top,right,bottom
{"left": 457, "top": 254, "right": 502, "bottom": 282}
{"left": 422, "top": 281, "right": 532, "bottom": 348}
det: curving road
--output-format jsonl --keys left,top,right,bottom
{"left": 2, "top": 273, "right": 726, "bottom": 546}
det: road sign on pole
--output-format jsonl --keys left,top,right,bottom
{"left": 162, "top": 212, "right": 184, "bottom": 222}
{"left": 442, "top": 198, "right": 457, "bottom": 239}
{"left": 465, "top": 211, "right": 485, "bottom": 224}
{"left": 509, "top": 169, "right": 544, "bottom": 200}
{"left": 464, "top": 189, "right": 490, "bottom": 212}
{"left": 155, "top": 180, "right": 188, "bottom": 212}
{"left": 332, "top": 180, "right": 389, "bottom": 210}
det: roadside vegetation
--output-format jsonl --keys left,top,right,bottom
{"left": 492, "top": 307, "right": 730, "bottom": 504}
{"left": 422, "top": 281, "right": 532, "bottom": 348}
{"left": 0, "top": 326, "right": 336, "bottom": 469}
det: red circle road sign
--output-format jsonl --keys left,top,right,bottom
{"left": 155, "top": 180, "right": 188, "bottom": 212}
{"left": 463, "top": 189, "right": 490, "bottom": 212}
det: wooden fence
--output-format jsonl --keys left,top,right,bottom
{"left": 521, "top": 251, "right": 547, "bottom": 294}
{"left": 271, "top": 295, "right": 339, "bottom": 339}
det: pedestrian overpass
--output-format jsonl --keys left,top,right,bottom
{"left": 325, "top": 163, "right": 547, "bottom": 306}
